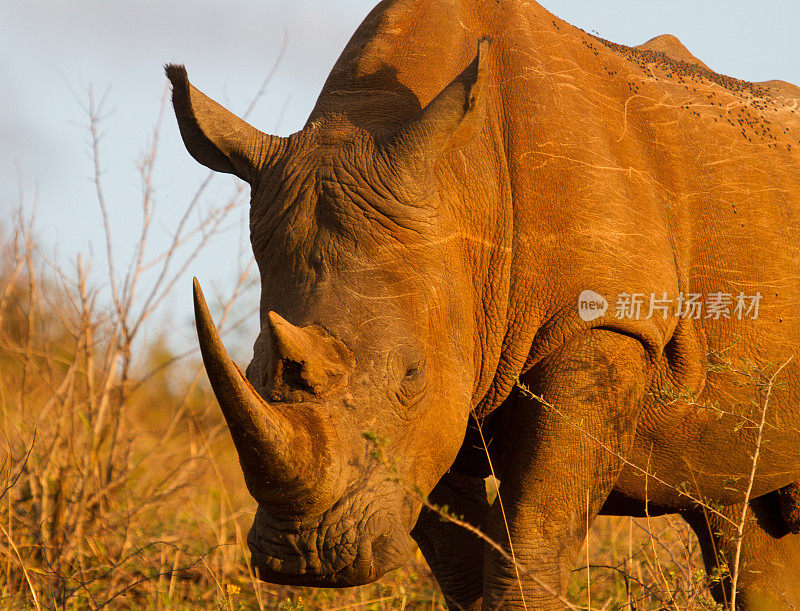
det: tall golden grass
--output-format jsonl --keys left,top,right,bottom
{"left": 0, "top": 86, "right": 743, "bottom": 610}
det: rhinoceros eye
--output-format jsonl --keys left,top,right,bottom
{"left": 399, "top": 358, "right": 426, "bottom": 405}
{"left": 404, "top": 362, "right": 421, "bottom": 379}
{"left": 388, "top": 345, "right": 426, "bottom": 404}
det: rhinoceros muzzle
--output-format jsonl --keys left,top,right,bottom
{"left": 246, "top": 477, "right": 415, "bottom": 586}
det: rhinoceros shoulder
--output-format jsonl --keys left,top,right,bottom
{"left": 635, "top": 34, "right": 710, "bottom": 70}
{"left": 758, "top": 79, "right": 800, "bottom": 99}
{"left": 591, "top": 32, "right": 775, "bottom": 100}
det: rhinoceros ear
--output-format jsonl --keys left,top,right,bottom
{"left": 165, "top": 64, "right": 285, "bottom": 183}
{"left": 387, "top": 39, "right": 489, "bottom": 168}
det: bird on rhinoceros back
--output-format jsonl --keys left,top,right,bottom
{"left": 167, "top": 0, "right": 800, "bottom": 608}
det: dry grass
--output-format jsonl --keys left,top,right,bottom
{"left": 1, "top": 84, "right": 777, "bottom": 610}
{"left": 571, "top": 515, "right": 718, "bottom": 610}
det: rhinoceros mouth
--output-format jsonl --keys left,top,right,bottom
{"left": 246, "top": 478, "right": 416, "bottom": 586}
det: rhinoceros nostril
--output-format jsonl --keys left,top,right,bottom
{"left": 277, "top": 358, "right": 317, "bottom": 394}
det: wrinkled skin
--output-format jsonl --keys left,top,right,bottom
{"left": 169, "top": 0, "right": 800, "bottom": 608}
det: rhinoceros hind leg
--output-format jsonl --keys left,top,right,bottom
{"left": 684, "top": 492, "right": 800, "bottom": 610}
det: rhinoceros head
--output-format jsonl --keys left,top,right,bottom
{"left": 167, "top": 43, "right": 488, "bottom": 586}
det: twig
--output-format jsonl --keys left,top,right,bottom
{"left": 729, "top": 356, "right": 793, "bottom": 610}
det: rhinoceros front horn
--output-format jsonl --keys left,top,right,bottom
{"left": 192, "top": 278, "right": 341, "bottom": 513}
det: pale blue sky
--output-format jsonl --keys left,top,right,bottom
{"left": 2, "top": 1, "right": 798, "bottom": 349}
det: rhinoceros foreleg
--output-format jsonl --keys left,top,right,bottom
{"left": 411, "top": 471, "right": 490, "bottom": 610}
{"left": 481, "top": 329, "right": 649, "bottom": 610}
{"left": 684, "top": 492, "right": 800, "bottom": 610}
